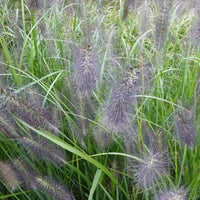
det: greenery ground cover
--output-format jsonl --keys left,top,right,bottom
{"left": 0, "top": 0, "right": 200, "bottom": 199}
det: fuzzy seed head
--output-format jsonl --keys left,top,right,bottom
{"left": 155, "top": 187, "right": 187, "bottom": 200}
{"left": 135, "top": 150, "right": 168, "bottom": 188}
{"left": 189, "top": 19, "right": 200, "bottom": 47}
{"left": 13, "top": 159, "right": 36, "bottom": 189}
{"left": 0, "top": 88, "right": 58, "bottom": 134}
{"left": 103, "top": 68, "right": 137, "bottom": 132}
{"left": 72, "top": 46, "right": 99, "bottom": 97}
{"left": 174, "top": 109, "right": 196, "bottom": 147}
{"left": 20, "top": 136, "right": 65, "bottom": 164}
{"left": 155, "top": 0, "right": 172, "bottom": 50}
{"left": 35, "top": 176, "right": 73, "bottom": 200}
{"left": 138, "top": 4, "right": 151, "bottom": 35}
{"left": 0, "top": 162, "right": 21, "bottom": 190}
{"left": 0, "top": 111, "right": 19, "bottom": 138}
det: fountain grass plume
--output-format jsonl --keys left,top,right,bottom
{"left": 0, "top": 88, "right": 59, "bottom": 135}
{"left": 0, "top": 162, "right": 22, "bottom": 191}
{"left": 155, "top": 0, "right": 173, "bottom": 51}
{"left": 174, "top": 108, "right": 196, "bottom": 147}
{"left": 34, "top": 176, "right": 74, "bottom": 200}
{"left": 102, "top": 67, "right": 138, "bottom": 133}
{"left": 189, "top": 19, "right": 200, "bottom": 47}
{"left": 135, "top": 149, "right": 168, "bottom": 188}
{"left": 72, "top": 45, "right": 99, "bottom": 97}
{"left": 12, "top": 159, "right": 36, "bottom": 189}
{"left": 0, "top": 110, "right": 19, "bottom": 138}
{"left": 155, "top": 187, "right": 187, "bottom": 200}
{"left": 19, "top": 135, "right": 66, "bottom": 165}
{"left": 126, "top": 129, "right": 169, "bottom": 188}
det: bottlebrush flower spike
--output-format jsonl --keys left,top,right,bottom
{"left": 19, "top": 135, "right": 66, "bottom": 164}
{"left": 72, "top": 45, "right": 99, "bottom": 97}
{"left": 135, "top": 149, "right": 168, "bottom": 188}
{"left": 189, "top": 19, "right": 200, "bottom": 47}
{"left": 103, "top": 68, "right": 137, "bottom": 133}
{"left": 28, "top": 0, "right": 44, "bottom": 10}
{"left": 12, "top": 159, "right": 36, "bottom": 189}
{"left": 155, "top": 187, "right": 187, "bottom": 200}
{"left": 0, "top": 88, "right": 58, "bottom": 134}
{"left": 0, "top": 162, "right": 21, "bottom": 190}
{"left": 138, "top": 3, "right": 151, "bottom": 35}
{"left": 34, "top": 176, "right": 74, "bottom": 200}
{"left": 0, "top": 110, "right": 19, "bottom": 138}
{"left": 155, "top": 0, "right": 172, "bottom": 51}
{"left": 174, "top": 108, "right": 196, "bottom": 147}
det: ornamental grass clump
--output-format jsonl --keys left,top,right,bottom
{"left": 34, "top": 176, "right": 74, "bottom": 200}
{"left": 155, "top": 187, "right": 187, "bottom": 200}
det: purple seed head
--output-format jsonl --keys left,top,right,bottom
{"left": 103, "top": 68, "right": 137, "bottom": 133}
{"left": 12, "top": 159, "right": 36, "bottom": 189}
{"left": 138, "top": 4, "right": 151, "bottom": 35}
{"left": 0, "top": 162, "right": 21, "bottom": 190}
{"left": 0, "top": 110, "right": 19, "bottom": 138}
{"left": 174, "top": 108, "right": 196, "bottom": 147}
{"left": 34, "top": 176, "right": 74, "bottom": 200}
{"left": 189, "top": 19, "right": 200, "bottom": 47}
{"left": 28, "top": 0, "right": 44, "bottom": 10}
{"left": 155, "top": 0, "right": 172, "bottom": 50}
{"left": 155, "top": 187, "right": 187, "bottom": 200}
{"left": 19, "top": 135, "right": 65, "bottom": 165}
{"left": 72, "top": 45, "right": 99, "bottom": 97}
{"left": 135, "top": 150, "right": 168, "bottom": 188}
{"left": 0, "top": 88, "right": 59, "bottom": 135}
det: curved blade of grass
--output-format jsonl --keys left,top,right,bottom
{"left": 88, "top": 169, "right": 102, "bottom": 200}
{"left": 18, "top": 119, "right": 118, "bottom": 185}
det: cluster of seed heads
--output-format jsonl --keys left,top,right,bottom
{"left": 0, "top": 160, "right": 73, "bottom": 200}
